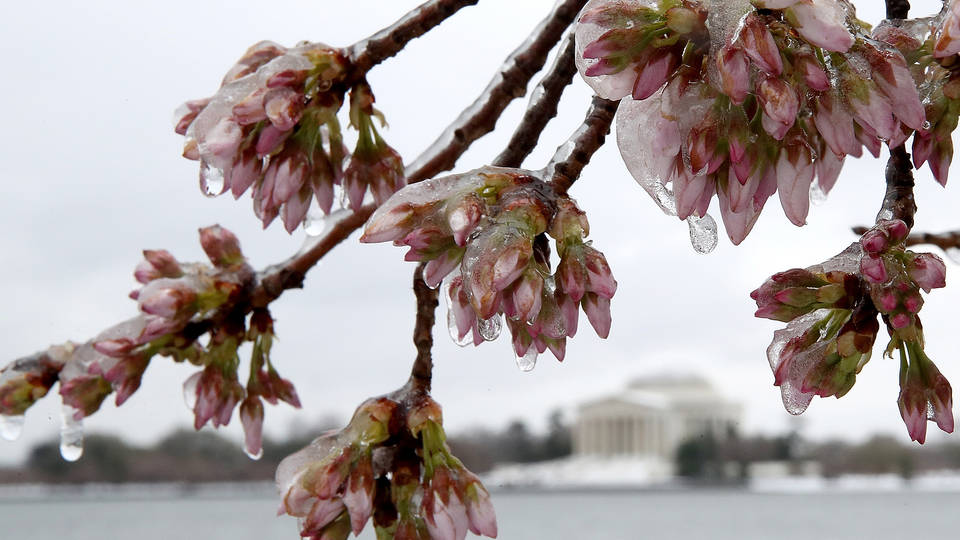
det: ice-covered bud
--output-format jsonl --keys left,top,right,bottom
{"left": 240, "top": 396, "right": 264, "bottom": 459}
{"left": 0, "top": 347, "right": 69, "bottom": 416}
{"left": 796, "top": 54, "right": 830, "bottom": 92}
{"left": 582, "top": 246, "right": 617, "bottom": 299}
{"left": 859, "top": 45, "right": 925, "bottom": 131}
{"left": 882, "top": 220, "right": 909, "bottom": 244}
{"left": 199, "top": 225, "right": 244, "bottom": 268}
{"left": 134, "top": 249, "right": 183, "bottom": 284}
{"left": 632, "top": 50, "right": 679, "bottom": 100}
{"left": 686, "top": 115, "right": 720, "bottom": 174}
{"left": 549, "top": 198, "right": 590, "bottom": 241}
{"left": 908, "top": 253, "right": 947, "bottom": 293}
{"left": 343, "top": 455, "right": 374, "bottom": 535}
{"left": 447, "top": 193, "right": 484, "bottom": 247}
{"left": 814, "top": 92, "right": 858, "bottom": 157}
{"left": 738, "top": 14, "right": 783, "bottom": 76}
{"left": 138, "top": 280, "right": 198, "bottom": 320}
{"left": 775, "top": 146, "right": 814, "bottom": 226}
{"left": 859, "top": 228, "right": 888, "bottom": 255}
{"left": 758, "top": 77, "right": 799, "bottom": 136}
{"left": 255, "top": 124, "right": 291, "bottom": 158}
{"left": 173, "top": 98, "right": 211, "bottom": 136}
{"left": 751, "top": 268, "right": 849, "bottom": 322}
{"left": 898, "top": 348, "right": 954, "bottom": 444}
{"left": 228, "top": 147, "right": 263, "bottom": 199}
{"left": 785, "top": 0, "right": 854, "bottom": 52}
{"left": 203, "top": 118, "right": 244, "bottom": 171}
{"left": 263, "top": 87, "right": 304, "bottom": 132}
{"left": 102, "top": 353, "right": 149, "bottom": 406}
{"left": 934, "top": 0, "right": 960, "bottom": 58}
{"left": 60, "top": 374, "right": 112, "bottom": 419}
{"left": 860, "top": 255, "right": 888, "bottom": 284}
{"left": 221, "top": 40, "right": 288, "bottom": 84}
{"left": 847, "top": 84, "right": 897, "bottom": 142}
{"left": 408, "top": 395, "right": 443, "bottom": 437}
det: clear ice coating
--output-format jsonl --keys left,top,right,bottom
{"left": 447, "top": 309, "right": 474, "bottom": 347}
{"left": 0, "top": 415, "right": 25, "bottom": 441}
{"left": 616, "top": 96, "right": 679, "bottom": 217}
{"left": 200, "top": 161, "right": 226, "bottom": 197}
{"left": 946, "top": 247, "right": 960, "bottom": 265}
{"left": 244, "top": 445, "right": 264, "bottom": 461}
{"left": 183, "top": 371, "right": 201, "bottom": 410}
{"left": 478, "top": 314, "right": 502, "bottom": 341}
{"left": 686, "top": 214, "right": 719, "bottom": 254}
{"left": 809, "top": 178, "right": 828, "bottom": 206}
{"left": 515, "top": 349, "right": 538, "bottom": 372}
{"left": 59, "top": 405, "right": 84, "bottom": 462}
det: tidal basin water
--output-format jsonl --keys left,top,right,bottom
{"left": 1, "top": 485, "right": 958, "bottom": 539}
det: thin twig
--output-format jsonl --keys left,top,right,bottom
{"left": 544, "top": 96, "right": 619, "bottom": 194}
{"left": 405, "top": 0, "right": 589, "bottom": 182}
{"left": 493, "top": 31, "right": 579, "bottom": 168}
{"left": 349, "top": 0, "right": 479, "bottom": 75}
{"left": 410, "top": 264, "right": 439, "bottom": 390}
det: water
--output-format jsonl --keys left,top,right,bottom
{"left": 0, "top": 487, "right": 958, "bottom": 539}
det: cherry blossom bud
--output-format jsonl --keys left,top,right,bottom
{"left": 786, "top": 0, "right": 855, "bottom": 52}
{"left": 228, "top": 147, "right": 262, "bottom": 199}
{"left": 738, "top": 14, "right": 783, "bottom": 75}
{"left": 796, "top": 54, "right": 830, "bottom": 91}
{"left": 231, "top": 88, "right": 268, "bottom": 125}
{"left": 138, "top": 281, "right": 198, "bottom": 319}
{"left": 860, "top": 46, "right": 925, "bottom": 130}
{"left": 633, "top": 50, "right": 678, "bottom": 100}
{"left": 814, "top": 92, "right": 858, "bottom": 157}
{"left": 775, "top": 147, "right": 814, "bottom": 226}
{"left": 860, "top": 228, "right": 888, "bottom": 255}
{"left": 255, "top": 124, "right": 291, "bottom": 157}
{"left": 716, "top": 46, "right": 750, "bottom": 104}
{"left": 860, "top": 255, "right": 888, "bottom": 284}
{"left": 173, "top": 98, "right": 211, "bottom": 136}
{"left": 899, "top": 349, "right": 954, "bottom": 444}
{"left": 758, "top": 77, "right": 799, "bottom": 132}
{"left": 135, "top": 250, "right": 183, "bottom": 284}
{"left": 199, "top": 225, "right": 244, "bottom": 268}
{"left": 264, "top": 87, "right": 303, "bottom": 131}
{"left": 909, "top": 253, "right": 947, "bottom": 292}
{"left": 582, "top": 293, "right": 611, "bottom": 339}
{"left": 240, "top": 396, "right": 264, "bottom": 458}
{"left": 0, "top": 348, "right": 67, "bottom": 416}
{"left": 934, "top": 0, "right": 960, "bottom": 58}
{"left": 447, "top": 194, "right": 484, "bottom": 247}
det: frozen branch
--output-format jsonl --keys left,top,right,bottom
{"left": 544, "top": 95, "right": 619, "bottom": 194}
{"left": 405, "top": 0, "right": 589, "bottom": 181}
{"left": 493, "top": 31, "right": 579, "bottom": 168}
{"left": 349, "top": 0, "right": 479, "bottom": 75}
{"left": 878, "top": 146, "right": 918, "bottom": 229}
{"left": 409, "top": 264, "right": 439, "bottom": 390}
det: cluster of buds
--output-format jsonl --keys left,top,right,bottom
{"left": 361, "top": 167, "right": 617, "bottom": 366}
{"left": 753, "top": 223, "right": 954, "bottom": 444}
{"left": 577, "top": 0, "right": 928, "bottom": 244}
{"left": 0, "top": 345, "right": 71, "bottom": 433}
{"left": 873, "top": 12, "right": 960, "bottom": 186}
{"left": 855, "top": 219, "right": 951, "bottom": 442}
{"left": 752, "top": 245, "right": 879, "bottom": 413}
{"left": 276, "top": 388, "right": 496, "bottom": 539}
{"left": 175, "top": 41, "right": 405, "bottom": 232}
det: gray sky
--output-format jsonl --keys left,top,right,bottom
{"left": 1, "top": 0, "right": 957, "bottom": 464}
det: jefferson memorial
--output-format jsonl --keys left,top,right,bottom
{"left": 572, "top": 375, "right": 742, "bottom": 459}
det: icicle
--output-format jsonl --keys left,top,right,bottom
{"left": 515, "top": 349, "right": 538, "bottom": 372}
{"left": 686, "top": 214, "right": 719, "bottom": 254}
{"left": 59, "top": 405, "right": 84, "bottom": 462}
{"left": 199, "top": 161, "right": 225, "bottom": 197}
{"left": 0, "top": 414, "right": 25, "bottom": 441}
{"left": 477, "top": 315, "right": 502, "bottom": 341}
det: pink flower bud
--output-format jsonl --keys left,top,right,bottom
{"left": 814, "top": 92, "right": 858, "bottom": 157}
{"left": 934, "top": 0, "right": 960, "bottom": 58}
{"left": 231, "top": 88, "right": 267, "bottom": 125}
{"left": 138, "top": 282, "right": 197, "bottom": 319}
{"left": 738, "top": 14, "right": 783, "bottom": 76}
{"left": 199, "top": 225, "right": 244, "bottom": 267}
{"left": 583, "top": 246, "right": 617, "bottom": 299}
{"left": 173, "top": 98, "right": 211, "bottom": 136}
{"left": 859, "top": 228, "right": 888, "bottom": 255}
{"left": 448, "top": 194, "right": 484, "bottom": 247}
{"left": 582, "top": 293, "right": 611, "bottom": 339}
{"left": 758, "top": 77, "right": 799, "bottom": 130}
{"left": 228, "top": 147, "right": 262, "bottom": 199}
{"left": 264, "top": 87, "right": 304, "bottom": 132}
{"left": 786, "top": 0, "right": 855, "bottom": 52}
{"left": 716, "top": 46, "right": 750, "bottom": 104}
{"left": 240, "top": 396, "right": 264, "bottom": 458}
{"left": 632, "top": 50, "right": 678, "bottom": 100}
{"left": 796, "top": 54, "right": 830, "bottom": 92}
{"left": 860, "top": 255, "right": 888, "bottom": 283}
{"left": 890, "top": 312, "right": 912, "bottom": 329}
{"left": 909, "top": 253, "right": 947, "bottom": 292}
{"left": 255, "top": 124, "right": 291, "bottom": 158}
{"left": 775, "top": 147, "right": 814, "bottom": 227}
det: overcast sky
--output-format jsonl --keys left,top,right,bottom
{"left": 1, "top": 0, "right": 957, "bottom": 465}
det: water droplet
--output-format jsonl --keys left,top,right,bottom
{"left": 809, "top": 179, "right": 828, "bottom": 206}
{"left": 0, "top": 415, "right": 25, "bottom": 441}
{"left": 59, "top": 405, "right": 84, "bottom": 462}
{"left": 946, "top": 247, "right": 960, "bottom": 265}
{"left": 447, "top": 309, "right": 473, "bottom": 347}
{"left": 478, "top": 315, "right": 502, "bottom": 341}
{"left": 686, "top": 214, "right": 718, "bottom": 254}
{"left": 199, "top": 161, "right": 225, "bottom": 197}
{"left": 515, "top": 349, "right": 537, "bottom": 372}
{"left": 305, "top": 207, "right": 352, "bottom": 237}
{"left": 183, "top": 372, "right": 201, "bottom": 410}
{"left": 244, "top": 446, "right": 264, "bottom": 461}
{"left": 922, "top": 120, "right": 932, "bottom": 131}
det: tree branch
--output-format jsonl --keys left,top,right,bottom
{"left": 493, "top": 31, "right": 579, "bottom": 168}
{"left": 410, "top": 264, "right": 439, "bottom": 390}
{"left": 544, "top": 95, "right": 619, "bottom": 194}
{"left": 349, "top": 0, "right": 479, "bottom": 75}
{"left": 878, "top": 146, "right": 918, "bottom": 229}
{"left": 405, "top": 0, "right": 589, "bottom": 182}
